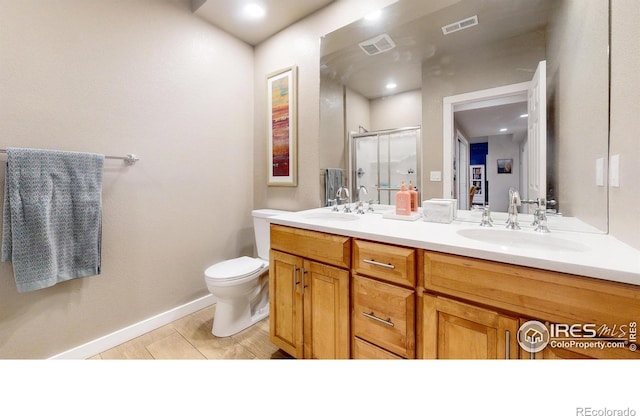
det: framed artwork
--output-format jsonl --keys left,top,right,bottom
{"left": 267, "top": 65, "right": 297, "bottom": 186}
{"left": 497, "top": 158, "right": 513, "bottom": 174}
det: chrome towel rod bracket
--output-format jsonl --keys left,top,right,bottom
{"left": 114, "top": 154, "right": 140, "bottom": 166}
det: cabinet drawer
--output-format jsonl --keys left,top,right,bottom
{"left": 270, "top": 224, "right": 350, "bottom": 269}
{"left": 423, "top": 251, "right": 640, "bottom": 330}
{"left": 353, "top": 337, "right": 403, "bottom": 359}
{"left": 352, "top": 274, "right": 415, "bottom": 358}
{"left": 353, "top": 239, "right": 415, "bottom": 287}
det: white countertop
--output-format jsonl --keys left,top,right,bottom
{"left": 269, "top": 206, "right": 640, "bottom": 287}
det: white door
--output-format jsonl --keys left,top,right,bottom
{"left": 527, "top": 60, "right": 546, "bottom": 206}
{"left": 455, "top": 130, "right": 470, "bottom": 210}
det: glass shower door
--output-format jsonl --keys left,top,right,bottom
{"left": 351, "top": 126, "right": 420, "bottom": 206}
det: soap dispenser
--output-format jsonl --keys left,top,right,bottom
{"left": 408, "top": 180, "right": 418, "bottom": 212}
{"left": 395, "top": 181, "right": 411, "bottom": 215}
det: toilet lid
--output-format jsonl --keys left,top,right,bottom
{"left": 205, "top": 256, "right": 265, "bottom": 281}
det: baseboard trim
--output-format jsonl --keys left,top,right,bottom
{"left": 49, "top": 294, "right": 216, "bottom": 359}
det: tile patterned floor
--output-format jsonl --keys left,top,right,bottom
{"left": 90, "top": 305, "right": 291, "bottom": 359}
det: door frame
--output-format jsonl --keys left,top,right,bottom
{"left": 442, "top": 82, "right": 530, "bottom": 200}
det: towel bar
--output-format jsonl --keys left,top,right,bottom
{"left": 0, "top": 149, "right": 140, "bottom": 165}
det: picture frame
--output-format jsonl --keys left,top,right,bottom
{"left": 497, "top": 158, "right": 513, "bottom": 174}
{"left": 267, "top": 65, "right": 297, "bottom": 186}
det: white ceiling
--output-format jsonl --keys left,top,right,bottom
{"left": 455, "top": 101, "right": 529, "bottom": 142}
{"left": 192, "top": 0, "right": 335, "bottom": 45}
{"left": 321, "top": 0, "right": 553, "bottom": 99}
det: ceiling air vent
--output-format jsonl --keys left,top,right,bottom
{"left": 442, "top": 15, "right": 478, "bottom": 35}
{"left": 359, "top": 33, "right": 396, "bottom": 56}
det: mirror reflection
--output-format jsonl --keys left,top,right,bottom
{"left": 350, "top": 126, "right": 421, "bottom": 205}
{"left": 319, "top": 0, "right": 609, "bottom": 233}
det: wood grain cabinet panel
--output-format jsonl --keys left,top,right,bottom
{"left": 423, "top": 251, "right": 640, "bottom": 331}
{"left": 352, "top": 274, "right": 415, "bottom": 358}
{"left": 269, "top": 225, "right": 350, "bottom": 359}
{"left": 353, "top": 239, "right": 415, "bottom": 287}
{"left": 353, "top": 337, "right": 403, "bottom": 359}
{"left": 271, "top": 225, "right": 350, "bottom": 269}
{"left": 420, "top": 294, "right": 519, "bottom": 359}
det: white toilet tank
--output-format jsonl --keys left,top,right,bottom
{"left": 252, "top": 209, "right": 288, "bottom": 261}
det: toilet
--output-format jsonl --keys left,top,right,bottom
{"left": 204, "top": 209, "right": 287, "bottom": 337}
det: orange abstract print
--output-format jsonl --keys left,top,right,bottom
{"left": 271, "top": 76, "right": 290, "bottom": 177}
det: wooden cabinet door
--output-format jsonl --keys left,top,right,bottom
{"left": 303, "top": 260, "right": 350, "bottom": 359}
{"left": 269, "top": 250, "right": 304, "bottom": 358}
{"left": 421, "top": 294, "right": 519, "bottom": 359}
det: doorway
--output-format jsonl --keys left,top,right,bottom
{"left": 443, "top": 61, "right": 547, "bottom": 212}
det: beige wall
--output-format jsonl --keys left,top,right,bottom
{"left": 345, "top": 87, "right": 371, "bottom": 136}
{"left": 609, "top": 0, "right": 640, "bottom": 250}
{"left": 370, "top": 89, "right": 422, "bottom": 131}
{"left": 253, "top": 0, "right": 398, "bottom": 212}
{"left": 547, "top": 0, "right": 609, "bottom": 232}
{"left": 0, "top": 0, "right": 254, "bottom": 358}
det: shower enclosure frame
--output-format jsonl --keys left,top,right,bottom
{"left": 348, "top": 126, "right": 422, "bottom": 206}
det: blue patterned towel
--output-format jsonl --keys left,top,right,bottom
{"left": 1, "top": 148, "right": 105, "bottom": 293}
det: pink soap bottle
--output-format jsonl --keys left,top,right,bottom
{"left": 408, "top": 180, "right": 418, "bottom": 212}
{"left": 395, "top": 181, "right": 411, "bottom": 215}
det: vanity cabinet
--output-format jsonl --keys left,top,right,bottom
{"left": 268, "top": 222, "right": 638, "bottom": 360}
{"left": 269, "top": 225, "right": 350, "bottom": 359}
{"left": 351, "top": 240, "right": 416, "bottom": 359}
{"left": 421, "top": 251, "right": 640, "bottom": 359}
{"left": 420, "top": 294, "right": 519, "bottom": 359}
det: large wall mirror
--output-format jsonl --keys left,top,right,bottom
{"left": 319, "top": 0, "right": 610, "bottom": 233}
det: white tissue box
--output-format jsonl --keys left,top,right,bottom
{"left": 422, "top": 199, "right": 454, "bottom": 224}
{"left": 429, "top": 198, "right": 457, "bottom": 219}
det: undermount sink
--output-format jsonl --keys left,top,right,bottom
{"left": 301, "top": 212, "right": 360, "bottom": 221}
{"left": 456, "top": 228, "right": 590, "bottom": 253}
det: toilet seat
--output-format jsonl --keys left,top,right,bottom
{"left": 205, "top": 256, "right": 267, "bottom": 283}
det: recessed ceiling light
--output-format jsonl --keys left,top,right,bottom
{"left": 365, "top": 10, "right": 382, "bottom": 20}
{"left": 386, "top": 82, "right": 397, "bottom": 89}
{"left": 243, "top": 3, "right": 265, "bottom": 19}
{"left": 520, "top": 113, "right": 529, "bottom": 118}
{"left": 499, "top": 128, "right": 508, "bottom": 132}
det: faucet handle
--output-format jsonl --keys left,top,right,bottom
{"left": 533, "top": 208, "right": 551, "bottom": 233}
{"left": 366, "top": 199, "right": 375, "bottom": 213}
{"left": 480, "top": 205, "right": 493, "bottom": 227}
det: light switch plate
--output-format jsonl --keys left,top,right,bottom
{"left": 609, "top": 154, "right": 620, "bottom": 187}
{"left": 430, "top": 171, "right": 442, "bottom": 181}
{"left": 595, "top": 157, "right": 604, "bottom": 187}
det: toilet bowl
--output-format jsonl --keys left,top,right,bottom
{"left": 204, "top": 209, "right": 287, "bottom": 337}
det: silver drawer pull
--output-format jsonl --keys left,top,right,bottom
{"left": 363, "top": 259, "right": 395, "bottom": 269}
{"left": 362, "top": 311, "right": 394, "bottom": 327}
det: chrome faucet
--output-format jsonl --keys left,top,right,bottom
{"left": 336, "top": 186, "right": 351, "bottom": 213}
{"left": 506, "top": 187, "right": 521, "bottom": 230}
{"left": 521, "top": 197, "right": 551, "bottom": 233}
{"left": 356, "top": 185, "right": 368, "bottom": 214}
